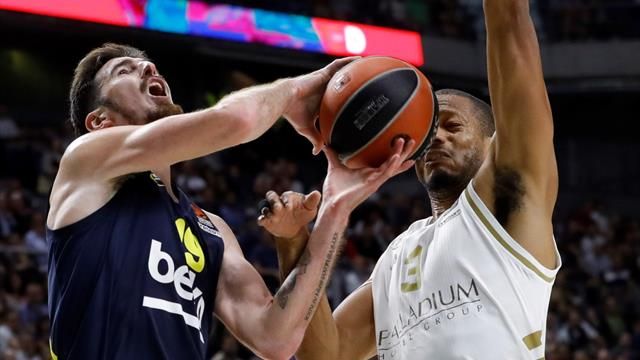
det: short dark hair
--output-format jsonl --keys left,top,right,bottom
{"left": 436, "top": 89, "right": 495, "bottom": 137}
{"left": 69, "top": 43, "right": 148, "bottom": 137}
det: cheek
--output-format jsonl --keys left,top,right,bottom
{"left": 107, "top": 80, "right": 142, "bottom": 100}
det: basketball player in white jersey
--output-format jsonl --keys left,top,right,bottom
{"left": 259, "top": 0, "right": 561, "bottom": 358}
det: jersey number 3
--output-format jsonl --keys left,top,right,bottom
{"left": 401, "top": 245, "right": 423, "bottom": 293}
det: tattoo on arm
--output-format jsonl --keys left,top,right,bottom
{"left": 275, "top": 248, "right": 311, "bottom": 309}
{"left": 304, "top": 232, "right": 340, "bottom": 320}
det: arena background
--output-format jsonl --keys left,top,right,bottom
{"left": 1, "top": 1, "right": 639, "bottom": 359}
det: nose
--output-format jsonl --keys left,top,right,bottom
{"left": 141, "top": 61, "right": 158, "bottom": 78}
{"left": 431, "top": 125, "right": 445, "bottom": 147}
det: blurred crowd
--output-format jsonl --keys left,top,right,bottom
{"left": 224, "top": 0, "right": 640, "bottom": 41}
{"left": 1, "top": 107, "right": 640, "bottom": 360}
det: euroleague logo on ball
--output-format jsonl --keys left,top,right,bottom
{"left": 333, "top": 72, "right": 351, "bottom": 93}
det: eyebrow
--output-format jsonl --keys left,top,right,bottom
{"left": 109, "top": 58, "right": 136, "bottom": 77}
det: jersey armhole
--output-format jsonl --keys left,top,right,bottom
{"left": 463, "top": 182, "right": 562, "bottom": 283}
{"left": 46, "top": 188, "right": 121, "bottom": 240}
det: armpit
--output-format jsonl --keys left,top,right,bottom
{"left": 493, "top": 167, "right": 525, "bottom": 226}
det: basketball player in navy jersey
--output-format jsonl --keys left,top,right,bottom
{"left": 46, "top": 43, "right": 416, "bottom": 359}
{"left": 262, "top": 0, "right": 561, "bottom": 359}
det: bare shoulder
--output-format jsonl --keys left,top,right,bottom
{"left": 202, "top": 210, "right": 242, "bottom": 254}
{"left": 202, "top": 211, "right": 232, "bottom": 238}
{"left": 47, "top": 134, "right": 121, "bottom": 230}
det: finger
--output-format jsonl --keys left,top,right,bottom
{"left": 390, "top": 137, "right": 405, "bottom": 156}
{"left": 265, "top": 191, "right": 284, "bottom": 215}
{"left": 395, "top": 159, "right": 416, "bottom": 175}
{"left": 303, "top": 190, "right": 322, "bottom": 211}
{"left": 374, "top": 137, "right": 410, "bottom": 174}
{"left": 325, "top": 56, "right": 361, "bottom": 76}
{"left": 366, "top": 154, "right": 400, "bottom": 182}
{"left": 257, "top": 214, "right": 271, "bottom": 227}
{"left": 257, "top": 198, "right": 271, "bottom": 216}
{"left": 376, "top": 144, "right": 403, "bottom": 172}
{"left": 301, "top": 130, "right": 325, "bottom": 156}
{"left": 378, "top": 153, "right": 404, "bottom": 181}
{"left": 281, "top": 191, "right": 301, "bottom": 210}
{"left": 313, "top": 145, "right": 325, "bottom": 156}
{"left": 401, "top": 139, "right": 417, "bottom": 159}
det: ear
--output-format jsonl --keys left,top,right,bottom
{"left": 85, "top": 108, "right": 114, "bottom": 132}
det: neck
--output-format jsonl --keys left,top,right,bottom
{"left": 152, "top": 167, "right": 178, "bottom": 202}
{"left": 427, "top": 184, "right": 465, "bottom": 219}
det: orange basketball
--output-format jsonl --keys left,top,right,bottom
{"left": 319, "top": 56, "right": 439, "bottom": 169}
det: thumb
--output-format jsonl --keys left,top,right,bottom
{"left": 300, "top": 127, "right": 325, "bottom": 155}
{"left": 303, "top": 190, "right": 322, "bottom": 211}
{"left": 325, "top": 56, "right": 361, "bottom": 77}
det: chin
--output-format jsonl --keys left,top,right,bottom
{"left": 148, "top": 103, "right": 184, "bottom": 122}
{"left": 425, "top": 169, "right": 460, "bottom": 192}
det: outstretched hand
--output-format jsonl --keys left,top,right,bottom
{"left": 258, "top": 190, "right": 322, "bottom": 240}
{"left": 322, "top": 138, "right": 416, "bottom": 212}
{"left": 257, "top": 138, "right": 415, "bottom": 239}
{"left": 283, "top": 57, "right": 359, "bottom": 155}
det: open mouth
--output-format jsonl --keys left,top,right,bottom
{"left": 147, "top": 78, "right": 167, "bottom": 97}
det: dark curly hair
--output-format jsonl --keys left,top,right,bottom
{"left": 69, "top": 43, "right": 147, "bottom": 137}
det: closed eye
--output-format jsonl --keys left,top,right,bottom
{"left": 446, "top": 123, "right": 462, "bottom": 132}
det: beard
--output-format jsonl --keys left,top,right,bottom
{"left": 101, "top": 97, "right": 184, "bottom": 124}
{"left": 421, "top": 150, "right": 484, "bottom": 193}
{"left": 425, "top": 169, "right": 462, "bottom": 192}
{"left": 147, "top": 103, "right": 184, "bottom": 122}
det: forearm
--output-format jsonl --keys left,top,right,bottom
{"left": 274, "top": 224, "right": 342, "bottom": 360}
{"left": 264, "top": 200, "right": 348, "bottom": 352}
{"left": 483, "top": 0, "right": 553, "bottom": 149}
{"left": 275, "top": 228, "right": 309, "bottom": 279}
{"left": 483, "top": 0, "right": 530, "bottom": 29}
{"left": 213, "top": 78, "right": 295, "bottom": 143}
{"left": 93, "top": 78, "right": 297, "bottom": 179}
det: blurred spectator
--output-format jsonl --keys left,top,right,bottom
{"left": 23, "top": 213, "right": 47, "bottom": 272}
{"left": 0, "top": 311, "right": 20, "bottom": 356}
{"left": 211, "top": 331, "right": 243, "bottom": 360}
{"left": 0, "top": 105, "right": 20, "bottom": 140}
{"left": 343, "top": 255, "right": 373, "bottom": 294}
{"left": 557, "top": 309, "right": 599, "bottom": 351}
{"left": 249, "top": 231, "right": 280, "bottom": 293}
{"left": 18, "top": 283, "right": 47, "bottom": 329}
{"left": 0, "top": 191, "right": 17, "bottom": 239}
{"left": 177, "top": 160, "right": 208, "bottom": 195}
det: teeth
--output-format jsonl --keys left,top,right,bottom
{"left": 149, "top": 82, "right": 164, "bottom": 96}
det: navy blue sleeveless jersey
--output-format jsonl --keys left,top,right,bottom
{"left": 47, "top": 172, "right": 224, "bottom": 359}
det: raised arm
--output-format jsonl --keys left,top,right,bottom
{"left": 48, "top": 58, "right": 355, "bottom": 230}
{"left": 482, "top": 0, "right": 557, "bottom": 198}
{"left": 475, "top": 0, "right": 558, "bottom": 267}
{"left": 61, "top": 57, "right": 355, "bottom": 183}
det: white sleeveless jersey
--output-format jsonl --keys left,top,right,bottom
{"left": 371, "top": 183, "right": 561, "bottom": 360}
